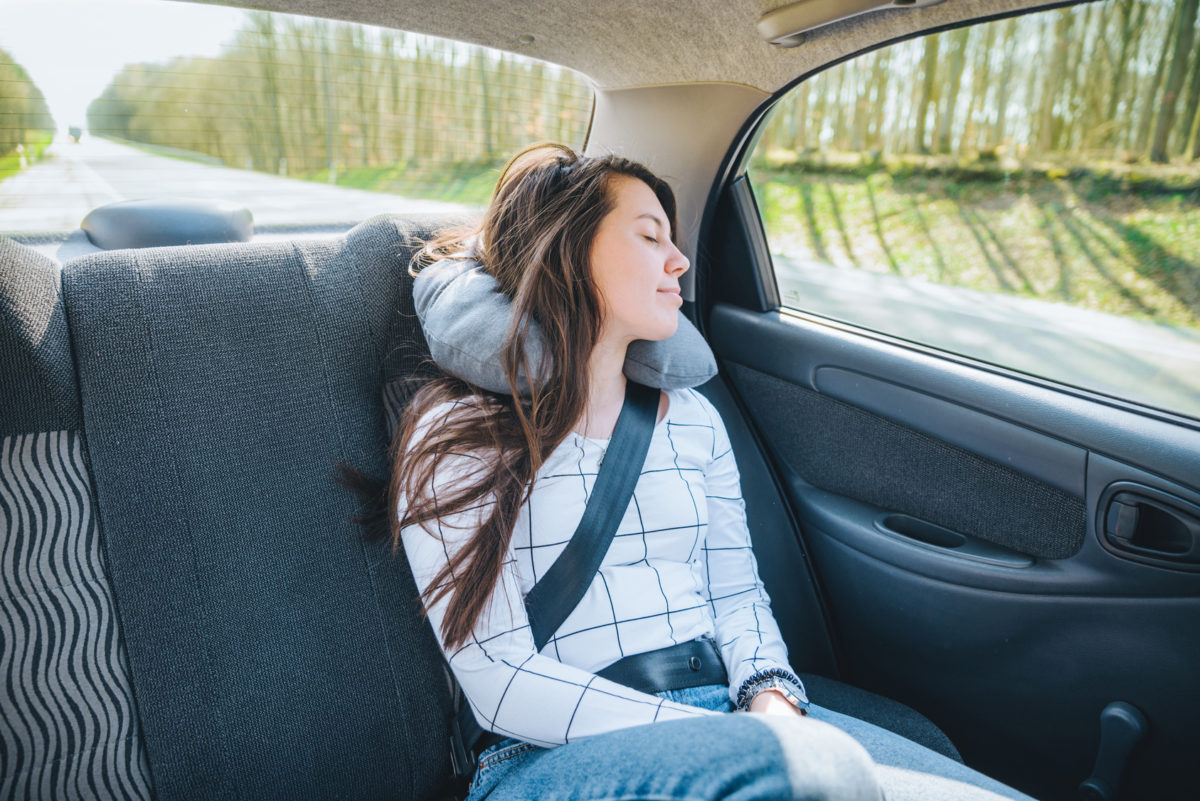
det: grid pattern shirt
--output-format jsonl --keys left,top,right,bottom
{"left": 398, "top": 386, "right": 800, "bottom": 748}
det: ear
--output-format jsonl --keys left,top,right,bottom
{"left": 413, "top": 259, "right": 717, "bottom": 396}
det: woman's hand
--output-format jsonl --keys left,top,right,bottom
{"left": 747, "top": 689, "right": 808, "bottom": 718}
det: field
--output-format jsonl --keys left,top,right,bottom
{"left": 306, "top": 160, "right": 500, "bottom": 208}
{"left": 752, "top": 157, "right": 1200, "bottom": 332}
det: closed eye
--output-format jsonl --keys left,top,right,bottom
{"left": 642, "top": 235, "right": 659, "bottom": 244}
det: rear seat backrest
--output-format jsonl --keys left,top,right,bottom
{"left": 1, "top": 237, "right": 154, "bottom": 800}
{"left": 46, "top": 215, "right": 455, "bottom": 800}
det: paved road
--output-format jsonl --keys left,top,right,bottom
{"left": 776, "top": 255, "right": 1200, "bottom": 420}
{"left": 0, "top": 135, "right": 475, "bottom": 234}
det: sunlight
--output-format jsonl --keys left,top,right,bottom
{"left": 0, "top": 0, "right": 245, "bottom": 133}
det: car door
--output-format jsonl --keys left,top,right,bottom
{"left": 697, "top": 4, "right": 1200, "bottom": 801}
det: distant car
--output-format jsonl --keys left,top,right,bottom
{"left": 68, "top": 125, "right": 82, "bottom": 142}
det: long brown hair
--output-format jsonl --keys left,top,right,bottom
{"left": 385, "top": 143, "right": 680, "bottom": 651}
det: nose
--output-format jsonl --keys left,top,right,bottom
{"left": 667, "top": 240, "right": 689, "bottom": 275}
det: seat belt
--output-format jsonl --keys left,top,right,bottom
{"left": 447, "top": 379, "right": 660, "bottom": 788}
{"left": 525, "top": 379, "right": 660, "bottom": 650}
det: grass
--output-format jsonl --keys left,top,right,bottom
{"left": 305, "top": 159, "right": 500, "bottom": 207}
{"left": 0, "top": 131, "right": 54, "bottom": 183}
{"left": 98, "top": 134, "right": 225, "bottom": 166}
{"left": 751, "top": 162, "right": 1200, "bottom": 332}
{"left": 85, "top": 132, "right": 501, "bottom": 207}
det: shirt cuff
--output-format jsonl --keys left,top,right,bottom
{"left": 734, "top": 667, "right": 810, "bottom": 713}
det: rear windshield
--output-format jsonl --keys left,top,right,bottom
{"left": 0, "top": 0, "right": 594, "bottom": 238}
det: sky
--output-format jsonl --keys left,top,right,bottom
{"left": 1, "top": 0, "right": 246, "bottom": 132}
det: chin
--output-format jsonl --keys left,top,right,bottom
{"left": 639, "top": 319, "right": 679, "bottom": 342}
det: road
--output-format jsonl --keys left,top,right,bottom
{"left": 776, "top": 255, "right": 1200, "bottom": 420}
{"left": 0, "top": 135, "right": 475, "bottom": 234}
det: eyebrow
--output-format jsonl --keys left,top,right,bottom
{"left": 635, "top": 213, "right": 666, "bottom": 230}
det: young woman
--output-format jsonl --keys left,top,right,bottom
{"left": 387, "top": 143, "right": 1035, "bottom": 801}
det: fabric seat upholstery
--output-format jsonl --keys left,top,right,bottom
{"left": 1, "top": 236, "right": 154, "bottom": 800}
{"left": 58, "top": 219, "right": 455, "bottom": 800}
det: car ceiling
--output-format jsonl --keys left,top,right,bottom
{"left": 180, "top": 0, "right": 1065, "bottom": 92}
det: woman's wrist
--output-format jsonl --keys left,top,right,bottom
{"left": 748, "top": 688, "right": 808, "bottom": 716}
{"left": 735, "top": 668, "right": 810, "bottom": 714}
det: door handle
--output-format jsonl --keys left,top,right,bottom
{"left": 1100, "top": 483, "right": 1200, "bottom": 567}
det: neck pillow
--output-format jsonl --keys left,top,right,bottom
{"left": 412, "top": 258, "right": 718, "bottom": 396}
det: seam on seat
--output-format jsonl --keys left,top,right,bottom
{"left": 292, "top": 237, "right": 423, "bottom": 800}
{"left": 128, "top": 253, "right": 242, "bottom": 800}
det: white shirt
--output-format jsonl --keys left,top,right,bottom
{"left": 398, "top": 386, "right": 799, "bottom": 748}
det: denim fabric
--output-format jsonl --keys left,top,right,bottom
{"left": 465, "top": 683, "right": 1038, "bottom": 801}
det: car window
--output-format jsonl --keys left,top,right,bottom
{"left": 0, "top": 0, "right": 593, "bottom": 237}
{"left": 745, "top": 0, "right": 1200, "bottom": 421}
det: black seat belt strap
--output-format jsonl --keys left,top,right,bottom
{"left": 525, "top": 379, "right": 659, "bottom": 651}
{"left": 448, "top": 379, "right": 660, "bottom": 793}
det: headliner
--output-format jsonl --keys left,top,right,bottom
{"left": 178, "top": 0, "right": 1067, "bottom": 92}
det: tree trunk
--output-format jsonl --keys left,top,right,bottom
{"left": 1135, "top": 1, "right": 1178, "bottom": 156}
{"left": 251, "top": 13, "right": 288, "bottom": 174}
{"left": 830, "top": 65, "right": 847, "bottom": 150}
{"left": 963, "top": 22, "right": 994, "bottom": 153}
{"left": 991, "top": 18, "right": 1018, "bottom": 149}
{"left": 1192, "top": 95, "right": 1200, "bottom": 159}
{"left": 914, "top": 35, "right": 940, "bottom": 153}
{"left": 851, "top": 61, "right": 870, "bottom": 152}
{"left": 1059, "top": 3, "right": 1091, "bottom": 150}
{"left": 935, "top": 27, "right": 970, "bottom": 154}
{"left": 1036, "top": 11, "right": 1073, "bottom": 155}
{"left": 1105, "top": 0, "right": 1145, "bottom": 151}
{"left": 1172, "top": 14, "right": 1200, "bottom": 155}
{"left": 869, "top": 49, "right": 890, "bottom": 151}
{"left": 811, "top": 73, "right": 829, "bottom": 148}
{"left": 1150, "top": 0, "right": 1199, "bottom": 162}
{"left": 475, "top": 51, "right": 494, "bottom": 159}
{"left": 793, "top": 83, "right": 809, "bottom": 151}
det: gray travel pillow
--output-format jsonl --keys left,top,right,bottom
{"left": 412, "top": 258, "right": 718, "bottom": 395}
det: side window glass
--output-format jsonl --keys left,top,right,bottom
{"left": 1, "top": 2, "right": 593, "bottom": 237}
{"left": 746, "top": 1, "right": 1200, "bottom": 421}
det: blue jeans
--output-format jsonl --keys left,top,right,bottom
{"left": 465, "top": 683, "right": 1038, "bottom": 801}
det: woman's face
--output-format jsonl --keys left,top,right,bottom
{"left": 589, "top": 174, "right": 690, "bottom": 344}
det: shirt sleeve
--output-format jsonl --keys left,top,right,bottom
{"left": 398, "top": 400, "right": 720, "bottom": 748}
{"left": 692, "top": 392, "right": 807, "bottom": 707}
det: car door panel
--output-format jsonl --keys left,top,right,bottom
{"left": 697, "top": 375, "right": 840, "bottom": 678}
{"left": 702, "top": 298, "right": 1200, "bottom": 800}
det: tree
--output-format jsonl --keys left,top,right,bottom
{"left": 851, "top": 58, "right": 870, "bottom": 152}
{"left": 1151, "top": 0, "right": 1199, "bottom": 162}
{"left": 1176, "top": 32, "right": 1200, "bottom": 156}
{"left": 246, "top": 13, "right": 288, "bottom": 173}
{"left": 914, "top": 35, "right": 940, "bottom": 153}
{"left": 1036, "top": 11, "right": 1073, "bottom": 155}
{"left": 319, "top": 21, "right": 338, "bottom": 173}
{"left": 1105, "top": 0, "right": 1147, "bottom": 150}
{"left": 1134, "top": 1, "right": 1178, "bottom": 156}
{"left": 990, "top": 18, "right": 1019, "bottom": 150}
{"left": 935, "top": 27, "right": 971, "bottom": 154}
{"left": 792, "top": 82, "right": 810, "bottom": 151}
{"left": 962, "top": 22, "right": 994, "bottom": 153}
{"left": 473, "top": 49, "right": 494, "bottom": 159}
{"left": 868, "top": 49, "right": 891, "bottom": 151}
